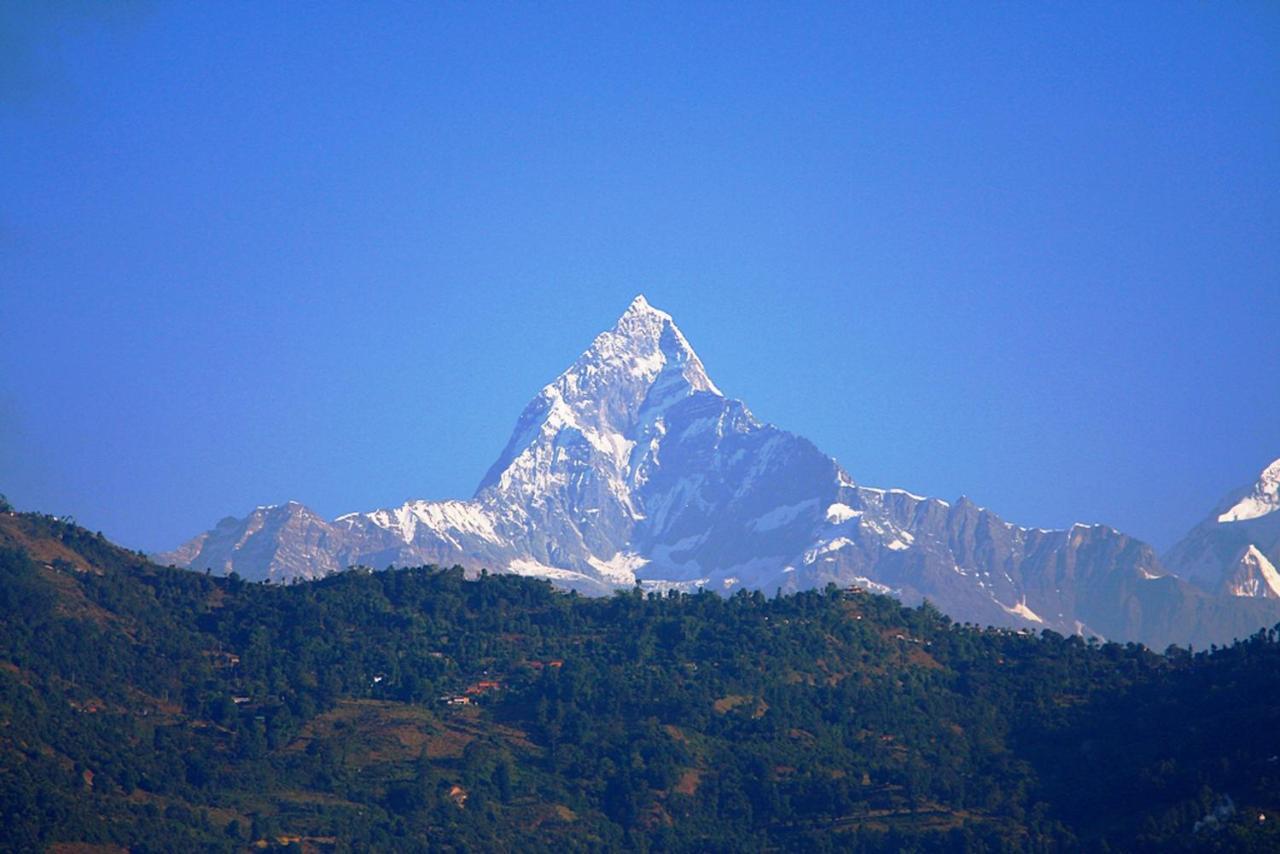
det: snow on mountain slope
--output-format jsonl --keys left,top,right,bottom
{"left": 1217, "top": 459, "right": 1280, "bottom": 523}
{"left": 160, "top": 298, "right": 1280, "bottom": 647}
{"left": 1223, "top": 545, "right": 1280, "bottom": 599}
{"left": 1165, "top": 458, "right": 1280, "bottom": 599}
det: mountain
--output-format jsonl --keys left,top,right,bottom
{"left": 161, "top": 296, "right": 1280, "bottom": 647}
{"left": 158, "top": 501, "right": 350, "bottom": 583}
{"left": 1165, "top": 458, "right": 1280, "bottom": 599}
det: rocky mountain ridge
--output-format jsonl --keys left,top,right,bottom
{"left": 160, "top": 296, "right": 1280, "bottom": 648}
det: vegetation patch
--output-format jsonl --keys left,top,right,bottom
{"left": 0, "top": 512, "right": 1277, "bottom": 851}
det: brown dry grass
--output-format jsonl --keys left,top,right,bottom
{"left": 0, "top": 515, "right": 94, "bottom": 573}
{"left": 673, "top": 768, "right": 702, "bottom": 796}
{"left": 283, "top": 699, "right": 538, "bottom": 767}
{"left": 284, "top": 699, "right": 444, "bottom": 762}
{"left": 713, "top": 694, "right": 751, "bottom": 714}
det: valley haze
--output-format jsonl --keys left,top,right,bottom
{"left": 162, "top": 296, "right": 1280, "bottom": 650}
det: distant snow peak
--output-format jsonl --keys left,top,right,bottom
{"left": 1218, "top": 458, "right": 1280, "bottom": 523}
{"left": 477, "top": 296, "right": 722, "bottom": 498}
{"left": 1226, "top": 545, "right": 1280, "bottom": 599}
{"left": 623, "top": 293, "right": 662, "bottom": 318}
{"left": 605, "top": 294, "right": 720, "bottom": 396}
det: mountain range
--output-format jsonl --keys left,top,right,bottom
{"left": 160, "top": 296, "right": 1280, "bottom": 648}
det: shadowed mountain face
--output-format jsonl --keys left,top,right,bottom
{"left": 160, "top": 297, "right": 1280, "bottom": 647}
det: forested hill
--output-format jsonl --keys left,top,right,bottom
{"left": 2, "top": 511, "right": 1279, "bottom": 852}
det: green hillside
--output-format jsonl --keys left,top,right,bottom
{"left": 1, "top": 511, "right": 1278, "bottom": 852}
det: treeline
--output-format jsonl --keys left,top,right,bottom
{"left": 0, "top": 511, "right": 1277, "bottom": 851}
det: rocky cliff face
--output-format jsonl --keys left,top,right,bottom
{"left": 159, "top": 297, "right": 1280, "bottom": 647}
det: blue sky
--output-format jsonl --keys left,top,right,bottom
{"left": 2, "top": 2, "right": 1277, "bottom": 553}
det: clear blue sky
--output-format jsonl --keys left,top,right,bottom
{"left": 2, "top": 3, "right": 1277, "bottom": 553}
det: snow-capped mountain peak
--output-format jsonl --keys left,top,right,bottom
{"left": 1218, "top": 458, "right": 1280, "bottom": 523}
{"left": 476, "top": 295, "right": 721, "bottom": 496}
{"left": 1165, "top": 457, "right": 1280, "bottom": 598}
{"left": 161, "top": 297, "right": 1280, "bottom": 648}
{"left": 571, "top": 293, "right": 721, "bottom": 403}
{"left": 1224, "top": 544, "right": 1280, "bottom": 599}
